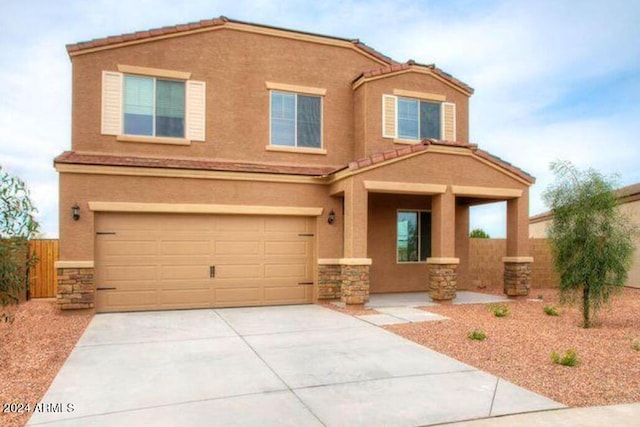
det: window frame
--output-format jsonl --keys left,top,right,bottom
{"left": 396, "top": 96, "right": 442, "bottom": 141}
{"left": 268, "top": 90, "right": 324, "bottom": 151}
{"left": 396, "top": 209, "right": 432, "bottom": 264}
{"left": 122, "top": 74, "right": 186, "bottom": 139}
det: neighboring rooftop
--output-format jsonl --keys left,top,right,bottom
{"left": 530, "top": 182, "right": 640, "bottom": 223}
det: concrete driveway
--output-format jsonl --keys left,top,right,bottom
{"left": 28, "top": 305, "right": 562, "bottom": 426}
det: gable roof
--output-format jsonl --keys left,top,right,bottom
{"left": 66, "top": 16, "right": 394, "bottom": 66}
{"left": 353, "top": 60, "right": 474, "bottom": 96}
{"left": 343, "top": 139, "right": 534, "bottom": 184}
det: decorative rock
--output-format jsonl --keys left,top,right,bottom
{"left": 318, "top": 264, "right": 342, "bottom": 299}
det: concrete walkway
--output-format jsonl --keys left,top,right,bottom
{"left": 28, "top": 305, "right": 562, "bottom": 426}
{"left": 443, "top": 403, "right": 640, "bottom": 426}
{"left": 342, "top": 291, "right": 511, "bottom": 326}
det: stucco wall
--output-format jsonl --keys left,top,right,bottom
{"left": 71, "top": 27, "right": 382, "bottom": 167}
{"left": 356, "top": 72, "right": 470, "bottom": 158}
{"left": 368, "top": 193, "right": 432, "bottom": 293}
{"left": 58, "top": 173, "right": 342, "bottom": 261}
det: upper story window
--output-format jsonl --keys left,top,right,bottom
{"left": 397, "top": 98, "right": 441, "bottom": 140}
{"left": 101, "top": 66, "right": 206, "bottom": 144}
{"left": 383, "top": 92, "right": 456, "bottom": 142}
{"left": 124, "top": 75, "right": 185, "bottom": 138}
{"left": 270, "top": 91, "right": 322, "bottom": 149}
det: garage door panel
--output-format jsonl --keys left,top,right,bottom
{"left": 101, "top": 241, "right": 158, "bottom": 257}
{"left": 160, "top": 240, "right": 210, "bottom": 255}
{"left": 216, "top": 264, "right": 263, "bottom": 279}
{"left": 96, "top": 213, "right": 315, "bottom": 312}
{"left": 264, "top": 286, "right": 309, "bottom": 303}
{"left": 264, "top": 263, "right": 307, "bottom": 278}
{"left": 214, "top": 241, "right": 260, "bottom": 255}
{"left": 105, "top": 265, "right": 157, "bottom": 281}
{"left": 265, "top": 241, "right": 308, "bottom": 256}
{"left": 100, "top": 291, "right": 158, "bottom": 311}
{"left": 160, "top": 264, "right": 209, "bottom": 280}
{"left": 158, "top": 289, "right": 212, "bottom": 306}
{"left": 215, "top": 287, "right": 261, "bottom": 304}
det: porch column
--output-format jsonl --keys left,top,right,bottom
{"left": 503, "top": 188, "right": 533, "bottom": 296}
{"left": 341, "top": 179, "right": 371, "bottom": 307}
{"left": 455, "top": 203, "right": 470, "bottom": 289}
{"left": 427, "top": 190, "right": 459, "bottom": 300}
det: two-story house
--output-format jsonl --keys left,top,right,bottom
{"left": 55, "top": 17, "right": 535, "bottom": 312}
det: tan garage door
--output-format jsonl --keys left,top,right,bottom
{"left": 94, "top": 213, "right": 315, "bottom": 312}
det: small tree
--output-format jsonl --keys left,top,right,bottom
{"left": 543, "top": 161, "right": 636, "bottom": 328}
{"left": 470, "top": 228, "right": 490, "bottom": 238}
{"left": 1, "top": 167, "right": 39, "bottom": 322}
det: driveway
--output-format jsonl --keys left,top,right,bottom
{"left": 28, "top": 305, "right": 563, "bottom": 426}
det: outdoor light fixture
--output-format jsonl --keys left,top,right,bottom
{"left": 327, "top": 210, "right": 336, "bottom": 225}
{"left": 72, "top": 203, "right": 80, "bottom": 221}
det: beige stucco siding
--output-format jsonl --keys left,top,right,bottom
{"left": 71, "top": 27, "right": 381, "bottom": 167}
{"left": 356, "top": 73, "right": 470, "bottom": 158}
{"left": 368, "top": 193, "right": 431, "bottom": 293}
{"left": 59, "top": 172, "right": 342, "bottom": 261}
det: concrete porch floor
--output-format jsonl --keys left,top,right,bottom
{"left": 332, "top": 291, "right": 511, "bottom": 326}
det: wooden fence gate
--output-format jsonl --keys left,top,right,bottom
{"left": 28, "top": 239, "right": 59, "bottom": 298}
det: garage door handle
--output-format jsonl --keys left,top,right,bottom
{"left": 96, "top": 287, "right": 117, "bottom": 291}
{"left": 298, "top": 282, "right": 313, "bottom": 286}
{"left": 210, "top": 266, "right": 216, "bottom": 278}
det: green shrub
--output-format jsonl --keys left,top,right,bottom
{"left": 551, "top": 349, "right": 579, "bottom": 367}
{"left": 543, "top": 305, "right": 559, "bottom": 316}
{"left": 488, "top": 303, "right": 510, "bottom": 317}
{"left": 468, "top": 329, "right": 487, "bottom": 341}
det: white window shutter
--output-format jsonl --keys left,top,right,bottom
{"left": 101, "top": 71, "right": 123, "bottom": 135}
{"left": 442, "top": 102, "right": 456, "bottom": 141}
{"left": 186, "top": 80, "right": 206, "bottom": 141}
{"left": 382, "top": 94, "right": 397, "bottom": 138}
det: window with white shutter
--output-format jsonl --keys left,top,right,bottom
{"left": 101, "top": 70, "right": 206, "bottom": 142}
{"left": 382, "top": 94, "right": 456, "bottom": 141}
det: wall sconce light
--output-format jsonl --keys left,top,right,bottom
{"left": 72, "top": 203, "right": 80, "bottom": 221}
{"left": 327, "top": 210, "right": 336, "bottom": 225}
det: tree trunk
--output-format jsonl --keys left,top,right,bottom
{"left": 583, "top": 285, "right": 591, "bottom": 328}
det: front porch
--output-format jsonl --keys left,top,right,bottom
{"left": 318, "top": 140, "right": 536, "bottom": 307}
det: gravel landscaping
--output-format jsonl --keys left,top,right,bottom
{"left": 386, "top": 287, "right": 640, "bottom": 407}
{"left": 0, "top": 299, "right": 92, "bottom": 427}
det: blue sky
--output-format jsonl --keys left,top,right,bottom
{"left": 1, "top": 0, "right": 639, "bottom": 238}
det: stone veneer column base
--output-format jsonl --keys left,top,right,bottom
{"left": 503, "top": 258, "right": 533, "bottom": 296}
{"left": 57, "top": 267, "right": 95, "bottom": 310}
{"left": 340, "top": 261, "right": 371, "bottom": 307}
{"left": 427, "top": 258, "right": 460, "bottom": 301}
{"left": 318, "top": 263, "right": 342, "bottom": 300}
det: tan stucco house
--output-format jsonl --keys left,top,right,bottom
{"left": 530, "top": 183, "right": 640, "bottom": 289}
{"left": 56, "top": 17, "right": 535, "bottom": 312}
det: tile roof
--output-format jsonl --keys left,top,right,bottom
{"left": 355, "top": 60, "right": 474, "bottom": 94}
{"left": 347, "top": 139, "right": 535, "bottom": 183}
{"left": 66, "top": 16, "right": 395, "bottom": 66}
{"left": 54, "top": 151, "right": 336, "bottom": 177}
